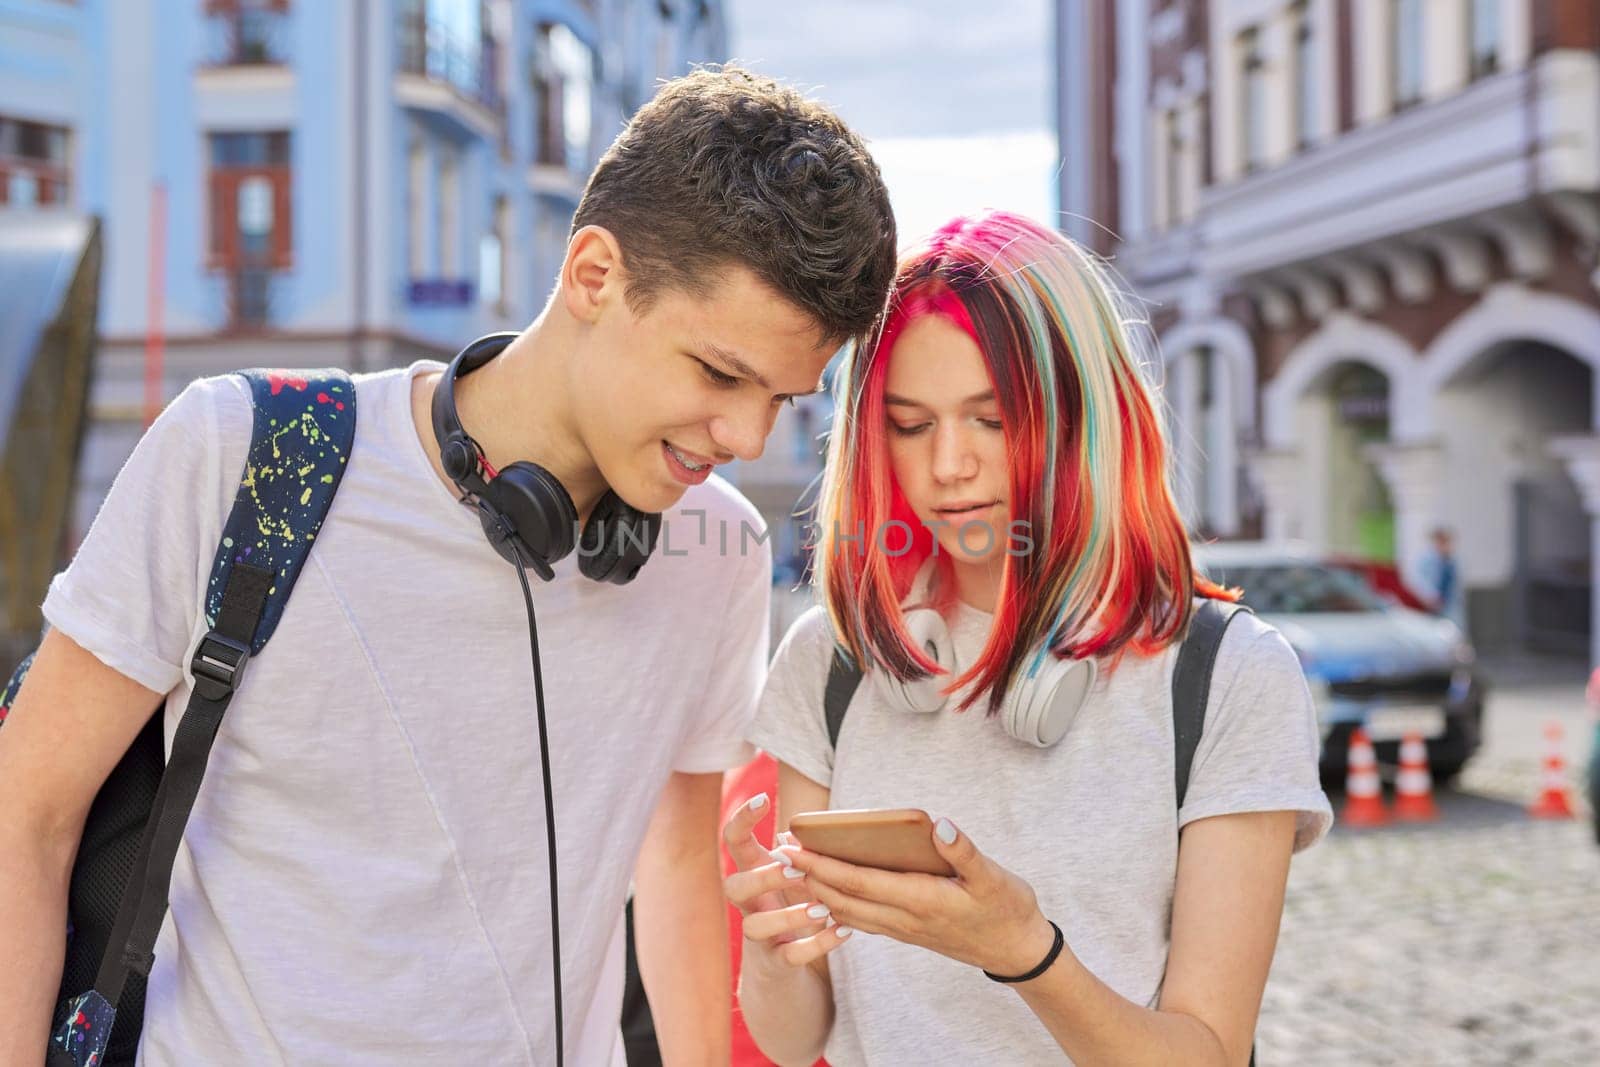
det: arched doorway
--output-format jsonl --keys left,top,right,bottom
{"left": 1160, "top": 316, "right": 1257, "bottom": 538}
{"left": 1293, "top": 361, "right": 1395, "bottom": 557}
{"left": 1168, "top": 345, "right": 1241, "bottom": 537}
{"left": 1435, "top": 340, "right": 1592, "bottom": 654}
{"left": 1330, "top": 364, "right": 1395, "bottom": 558}
{"left": 1262, "top": 313, "right": 1425, "bottom": 554}
{"left": 1423, "top": 285, "right": 1600, "bottom": 656}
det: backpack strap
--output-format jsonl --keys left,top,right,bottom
{"left": 0, "top": 649, "right": 33, "bottom": 724}
{"left": 202, "top": 371, "right": 356, "bottom": 651}
{"left": 52, "top": 371, "right": 355, "bottom": 1065}
{"left": 1171, "top": 598, "right": 1253, "bottom": 812}
{"left": 824, "top": 646, "right": 865, "bottom": 751}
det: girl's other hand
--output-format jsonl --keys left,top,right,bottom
{"left": 722, "top": 794, "right": 855, "bottom": 967}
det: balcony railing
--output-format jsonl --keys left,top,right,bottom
{"left": 204, "top": 5, "right": 290, "bottom": 67}
{"left": 397, "top": 12, "right": 503, "bottom": 114}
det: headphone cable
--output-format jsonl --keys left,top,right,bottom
{"left": 512, "top": 555, "right": 564, "bottom": 1067}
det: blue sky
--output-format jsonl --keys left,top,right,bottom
{"left": 725, "top": 0, "right": 1058, "bottom": 248}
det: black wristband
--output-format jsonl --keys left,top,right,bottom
{"left": 983, "top": 920, "right": 1064, "bottom": 984}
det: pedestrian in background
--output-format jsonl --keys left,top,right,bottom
{"left": 1419, "top": 526, "right": 1466, "bottom": 630}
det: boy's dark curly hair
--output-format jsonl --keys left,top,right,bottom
{"left": 573, "top": 65, "right": 898, "bottom": 344}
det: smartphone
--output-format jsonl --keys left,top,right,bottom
{"left": 787, "top": 808, "right": 956, "bottom": 877}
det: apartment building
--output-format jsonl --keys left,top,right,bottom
{"left": 1057, "top": 0, "right": 1600, "bottom": 658}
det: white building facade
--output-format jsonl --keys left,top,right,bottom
{"left": 1057, "top": 0, "right": 1600, "bottom": 660}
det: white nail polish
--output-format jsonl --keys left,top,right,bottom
{"left": 748, "top": 793, "right": 768, "bottom": 812}
{"left": 782, "top": 866, "right": 805, "bottom": 880}
{"left": 935, "top": 817, "right": 958, "bottom": 845}
{"left": 768, "top": 848, "right": 793, "bottom": 868}
{"left": 835, "top": 926, "right": 854, "bottom": 939}
{"left": 807, "top": 904, "right": 830, "bottom": 920}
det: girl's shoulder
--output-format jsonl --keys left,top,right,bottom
{"left": 1206, "top": 606, "right": 1303, "bottom": 683}
{"left": 774, "top": 604, "right": 840, "bottom": 673}
{"left": 1097, "top": 603, "right": 1303, "bottom": 701}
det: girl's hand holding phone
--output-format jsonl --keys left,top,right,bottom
{"left": 786, "top": 812, "right": 1059, "bottom": 978}
{"left": 721, "top": 793, "right": 856, "bottom": 968}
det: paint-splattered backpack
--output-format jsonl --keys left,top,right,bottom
{"left": 0, "top": 370, "right": 356, "bottom": 1067}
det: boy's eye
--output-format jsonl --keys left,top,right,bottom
{"left": 697, "top": 359, "right": 739, "bottom": 387}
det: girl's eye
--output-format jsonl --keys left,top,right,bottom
{"left": 889, "top": 421, "right": 931, "bottom": 437}
{"left": 978, "top": 418, "right": 1004, "bottom": 431}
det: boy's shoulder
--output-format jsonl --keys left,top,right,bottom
{"left": 164, "top": 370, "right": 254, "bottom": 431}
{"left": 166, "top": 365, "right": 394, "bottom": 445}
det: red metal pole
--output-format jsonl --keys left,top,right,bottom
{"left": 143, "top": 181, "right": 167, "bottom": 428}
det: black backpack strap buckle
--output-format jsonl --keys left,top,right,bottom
{"left": 189, "top": 632, "right": 251, "bottom": 702}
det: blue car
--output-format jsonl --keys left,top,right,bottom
{"left": 1192, "top": 543, "right": 1487, "bottom": 784}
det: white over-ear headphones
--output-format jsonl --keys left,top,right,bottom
{"left": 870, "top": 567, "right": 1098, "bottom": 748}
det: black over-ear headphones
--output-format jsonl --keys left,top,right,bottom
{"left": 433, "top": 332, "right": 669, "bottom": 1064}
{"left": 431, "top": 332, "right": 663, "bottom": 584}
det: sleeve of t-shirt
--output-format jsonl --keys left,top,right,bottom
{"left": 671, "top": 522, "right": 773, "bottom": 773}
{"left": 41, "top": 375, "right": 252, "bottom": 696}
{"left": 1177, "top": 617, "right": 1335, "bottom": 853}
{"left": 747, "top": 605, "right": 837, "bottom": 790}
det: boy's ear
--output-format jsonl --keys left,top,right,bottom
{"left": 561, "top": 225, "right": 626, "bottom": 324}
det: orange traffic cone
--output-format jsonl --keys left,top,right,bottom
{"left": 1392, "top": 731, "right": 1439, "bottom": 821}
{"left": 1341, "top": 728, "right": 1390, "bottom": 827}
{"left": 1528, "top": 721, "right": 1576, "bottom": 820}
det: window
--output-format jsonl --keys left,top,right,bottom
{"left": 438, "top": 149, "right": 460, "bottom": 277}
{"left": 407, "top": 140, "right": 428, "bottom": 277}
{"left": 1164, "top": 109, "right": 1182, "bottom": 226}
{"left": 1196, "top": 345, "right": 1222, "bottom": 534}
{"left": 1391, "top": 0, "right": 1424, "bottom": 109}
{"left": 1196, "top": 345, "right": 1215, "bottom": 408}
{"left": 480, "top": 194, "right": 507, "bottom": 310}
{"left": 1239, "top": 27, "right": 1266, "bottom": 172}
{"left": 655, "top": 12, "right": 677, "bottom": 79}
{"left": 1200, "top": 562, "right": 1390, "bottom": 615}
{"left": 207, "top": 131, "right": 291, "bottom": 268}
{"left": 533, "top": 23, "right": 595, "bottom": 170}
{"left": 1293, "top": 2, "right": 1317, "bottom": 148}
{"left": 399, "top": 0, "right": 498, "bottom": 109}
{"left": 1469, "top": 0, "right": 1499, "bottom": 79}
{"left": 0, "top": 116, "right": 71, "bottom": 207}
{"left": 208, "top": 130, "right": 290, "bottom": 328}
{"left": 204, "top": 0, "right": 290, "bottom": 66}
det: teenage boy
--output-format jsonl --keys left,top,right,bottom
{"left": 0, "top": 66, "right": 896, "bottom": 1065}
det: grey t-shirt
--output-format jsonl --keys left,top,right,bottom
{"left": 748, "top": 601, "right": 1332, "bottom": 1065}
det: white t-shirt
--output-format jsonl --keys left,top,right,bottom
{"left": 749, "top": 600, "right": 1332, "bottom": 1066}
{"left": 43, "top": 362, "right": 772, "bottom": 1066}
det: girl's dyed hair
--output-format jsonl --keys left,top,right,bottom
{"left": 814, "top": 210, "right": 1237, "bottom": 713}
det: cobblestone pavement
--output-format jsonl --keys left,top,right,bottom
{"left": 1258, "top": 670, "right": 1600, "bottom": 1066}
